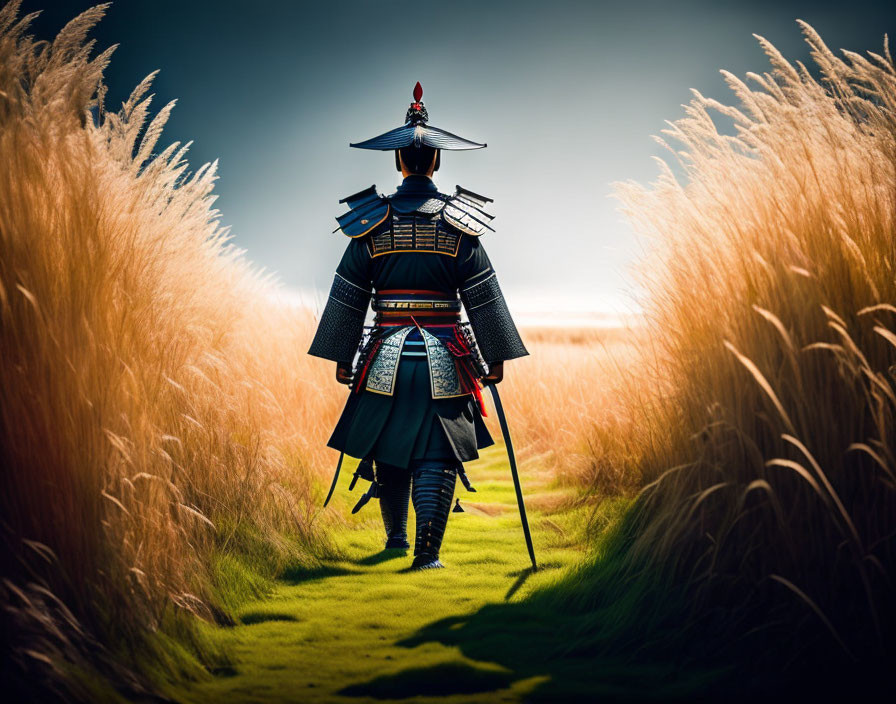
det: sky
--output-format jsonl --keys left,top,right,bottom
{"left": 33, "top": 1, "right": 896, "bottom": 320}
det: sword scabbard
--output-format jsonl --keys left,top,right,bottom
{"left": 323, "top": 451, "right": 344, "bottom": 507}
{"left": 488, "top": 384, "right": 537, "bottom": 571}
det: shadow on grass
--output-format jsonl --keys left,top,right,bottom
{"left": 339, "top": 601, "right": 643, "bottom": 701}
{"left": 209, "top": 666, "right": 238, "bottom": 678}
{"left": 338, "top": 662, "right": 514, "bottom": 699}
{"left": 333, "top": 501, "right": 889, "bottom": 702}
{"left": 342, "top": 525, "right": 720, "bottom": 703}
{"left": 504, "top": 567, "right": 536, "bottom": 601}
{"left": 239, "top": 611, "right": 299, "bottom": 625}
{"left": 279, "top": 564, "right": 357, "bottom": 585}
{"left": 358, "top": 549, "right": 410, "bottom": 566}
{"left": 382, "top": 595, "right": 712, "bottom": 702}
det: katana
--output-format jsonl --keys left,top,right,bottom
{"left": 323, "top": 385, "right": 361, "bottom": 507}
{"left": 488, "top": 384, "right": 537, "bottom": 571}
{"left": 323, "top": 451, "right": 344, "bottom": 507}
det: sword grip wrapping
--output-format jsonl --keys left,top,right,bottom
{"left": 458, "top": 322, "right": 490, "bottom": 378}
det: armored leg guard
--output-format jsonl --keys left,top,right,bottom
{"left": 411, "top": 462, "right": 458, "bottom": 570}
{"left": 376, "top": 463, "right": 411, "bottom": 549}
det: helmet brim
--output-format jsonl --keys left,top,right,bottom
{"left": 350, "top": 124, "right": 486, "bottom": 151}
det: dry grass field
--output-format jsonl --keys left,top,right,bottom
{"left": 500, "top": 325, "right": 642, "bottom": 492}
{"left": 565, "top": 22, "right": 896, "bottom": 692}
{"left": 0, "top": 5, "right": 327, "bottom": 697}
{"left": 3, "top": 1, "right": 895, "bottom": 700}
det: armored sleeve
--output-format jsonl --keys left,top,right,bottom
{"left": 308, "top": 238, "right": 372, "bottom": 363}
{"left": 457, "top": 237, "right": 528, "bottom": 363}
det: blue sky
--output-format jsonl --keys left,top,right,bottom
{"left": 36, "top": 1, "right": 896, "bottom": 316}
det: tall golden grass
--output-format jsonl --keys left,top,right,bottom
{"left": 0, "top": 3, "right": 338, "bottom": 697}
{"left": 501, "top": 326, "right": 642, "bottom": 493}
{"left": 605, "top": 23, "right": 896, "bottom": 671}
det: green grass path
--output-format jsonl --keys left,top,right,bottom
{"left": 173, "top": 447, "right": 597, "bottom": 703}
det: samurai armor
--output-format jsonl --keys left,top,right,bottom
{"left": 376, "top": 463, "right": 411, "bottom": 549}
{"left": 411, "top": 461, "right": 458, "bottom": 569}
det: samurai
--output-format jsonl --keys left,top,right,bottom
{"left": 308, "top": 83, "right": 528, "bottom": 570}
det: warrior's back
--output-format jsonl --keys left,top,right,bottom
{"left": 306, "top": 81, "right": 529, "bottom": 570}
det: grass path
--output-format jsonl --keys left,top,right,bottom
{"left": 172, "top": 447, "right": 604, "bottom": 703}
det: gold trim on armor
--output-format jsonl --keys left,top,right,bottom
{"left": 349, "top": 205, "right": 391, "bottom": 238}
{"left": 364, "top": 327, "right": 412, "bottom": 396}
{"left": 370, "top": 247, "right": 460, "bottom": 258}
{"left": 374, "top": 300, "right": 460, "bottom": 310}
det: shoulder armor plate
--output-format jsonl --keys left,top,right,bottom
{"left": 441, "top": 185, "right": 495, "bottom": 237}
{"left": 334, "top": 185, "right": 391, "bottom": 238}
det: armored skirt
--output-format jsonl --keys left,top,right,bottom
{"left": 328, "top": 328, "right": 494, "bottom": 468}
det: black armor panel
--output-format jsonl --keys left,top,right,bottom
{"left": 461, "top": 273, "right": 528, "bottom": 363}
{"left": 334, "top": 186, "right": 390, "bottom": 238}
{"left": 307, "top": 273, "right": 372, "bottom": 363}
{"left": 376, "top": 463, "right": 411, "bottom": 549}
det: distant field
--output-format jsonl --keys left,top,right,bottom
{"left": 496, "top": 324, "right": 642, "bottom": 489}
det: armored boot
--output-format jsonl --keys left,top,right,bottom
{"left": 376, "top": 463, "right": 411, "bottom": 549}
{"left": 410, "top": 461, "right": 458, "bottom": 570}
